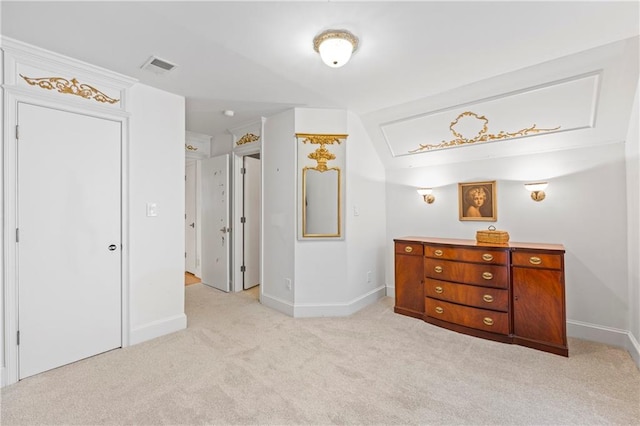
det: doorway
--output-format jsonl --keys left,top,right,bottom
{"left": 242, "top": 154, "right": 261, "bottom": 290}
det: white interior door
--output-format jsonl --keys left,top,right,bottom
{"left": 17, "top": 102, "right": 122, "bottom": 379}
{"left": 185, "top": 161, "right": 197, "bottom": 275}
{"left": 243, "top": 155, "right": 261, "bottom": 290}
{"left": 200, "top": 154, "right": 230, "bottom": 292}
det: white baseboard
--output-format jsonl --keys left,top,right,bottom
{"left": 260, "top": 293, "right": 294, "bottom": 317}
{"left": 567, "top": 320, "right": 640, "bottom": 368}
{"left": 1, "top": 367, "right": 5, "bottom": 388}
{"left": 261, "top": 286, "right": 386, "bottom": 318}
{"left": 129, "top": 313, "right": 187, "bottom": 346}
{"left": 292, "top": 285, "right": 386, "bottom": 318}
{"left": 386, "top": 285, "right": 394, "bottom": 297}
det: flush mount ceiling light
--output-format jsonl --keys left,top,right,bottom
{"left": 313, "top": 29, "right": 359, "bottom": 68}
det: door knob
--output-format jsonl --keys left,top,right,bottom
{"left": 189, "top": 223, "right": 195, "bottom": 228}
{"left": 108, "top": 244, "right": 117, "bottom": 251}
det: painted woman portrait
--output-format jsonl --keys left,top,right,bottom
{"left": 459, "top": 182, "right": 496, "bottom": 221}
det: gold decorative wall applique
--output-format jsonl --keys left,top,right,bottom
{"left": 409, "top": 111, "right": 559, "bottom": 153}
{"left": 296, "top": 133, "right": 347, "bottom": 171}
{"left": 236, "top": 133, "right": 260, "bottom": 146}
{"left": 185, "top": 144, "right": 198, "bottom": 151}
{"left": 19, "top": 74, "right": 120, "bottom": 104}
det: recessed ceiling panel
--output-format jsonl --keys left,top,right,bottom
{"left": 381, "top": 73, "right": 600, "bottom": 157}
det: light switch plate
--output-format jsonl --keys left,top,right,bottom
{"left": 146, "top": 202, "right": 158, "bottom": 217}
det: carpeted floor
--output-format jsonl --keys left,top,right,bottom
{"left": 1, "top": 283, "right": 639, "bottom": 425}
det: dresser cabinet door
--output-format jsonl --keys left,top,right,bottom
{"left": 512, "top": 267, "right": 566, "bottom": 347}
{"left": 394, "top": 243, "right": 424, "bottom": 318}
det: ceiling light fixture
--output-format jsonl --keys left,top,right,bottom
{"left": 313, "top": 29, "right": 359, "bottom": 68}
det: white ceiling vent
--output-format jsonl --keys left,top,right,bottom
{"left": 140, "top": 56, "right": 178, "bottom": 75}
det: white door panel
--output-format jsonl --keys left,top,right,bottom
{"left": 17, "top": 103, "right": 122, "bottom": 379}
{"left": 185, "top": 162, "right": 197, "bottom": 274}
{"left": 200, "top": 154, "right": 230, "bottom": 292}
{"left": 243, "top": 156, "right": 261, "bottom": 290}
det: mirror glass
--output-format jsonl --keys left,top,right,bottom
{"left": 303, "top": 168, "right": 340, "bottom": 237}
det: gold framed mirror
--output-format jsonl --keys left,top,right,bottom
{"left": 296, "top": 133, "right": 347, "bottom": 239}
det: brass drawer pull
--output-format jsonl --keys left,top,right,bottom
{"left": 483, "top": 294, "right": 494, "bottom": 303}
{"left": 482, "top": 253, "right": 494, "bottom": 262}
{"left": 435, "top": 306, "right": 444, "bottom": 314}
{"left": 434, "top": 249, "right": 443, "bottom": 257}
{"left": 404, "top": 246, "right": 413, "bottom": 253}
{"left": 483, "top": 317, "right": 494, "bottom": 326}
{"left": 434, "top": 266, "right": 443, "bottom": 273}
{"left": 482, "top": 272, "right": 493, "bottom": 280}
{"left": 529, "top": 256, "right": 542, "bottom": 265}
{"left": 435, "top": 286, "right": 443, "bottom": 294}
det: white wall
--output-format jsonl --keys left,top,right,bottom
{"left": 625, "top": 79, "right": 640, "bottom": 364}
{"left": 128, "top": 84, "right": 187, "bottom": 344}
{"left": 261, "top": 109, "right": 296, "bottom": 315}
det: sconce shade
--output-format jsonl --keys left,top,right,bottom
{"left": 313, "top": 30, "right": 359, "bottom": 68}
{"left": 417, "top": 188, "right": 435, "bottom": 204}
{"left": 525, "top": 182, "right": 548, "bottom": 202}
{"left": 524, "top": 182, "right": 548, "bottom": 192}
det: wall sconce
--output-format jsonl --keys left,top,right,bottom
{"left": 524, "top": 182, "right": 548, "bottom": 202}
{"left": 417, "top": 188, "right": 435, "bottom": 204}
{"left": 313, "top": 29, "right": 359, "bottom": 68}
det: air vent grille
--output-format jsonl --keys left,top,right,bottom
{"left": 141, "top": 56, "right": 178, "bottom": 74}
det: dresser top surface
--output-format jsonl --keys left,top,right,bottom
{"left": 394, "top": 236, "right": 565, "bottom": 252}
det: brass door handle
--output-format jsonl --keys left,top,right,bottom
{"left": 434, "top": 266, "right": 443, "bottom": 273}
{"left": 529, "top": 256, "right": 542, "bottom": 265}
{"left": 404, "top": 246, "right": 413, "bottom": 253}
{"left": 483, "top": 317, "right": 494, "bottom": 326}
{"left": 435, "top": 306, "right": 444, "bottom": 314}
{"left": 483, "top": 294, "right": 494, "bottom": 303}
{"left": 434, "top": 249, "right": 443, "bottom": 257}
{"left": 482, "top": 272, "right": 493, "bottom": 280}
{"left": 482, "top": 253, "right": 494, "bottom": 262}
{"left": 435, "top": 286, "right": 443, "bottom": 294}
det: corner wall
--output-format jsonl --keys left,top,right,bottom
{"left": 128, "top": 84, "right": 187, "bottom": 344}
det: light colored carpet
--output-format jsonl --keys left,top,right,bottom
{"left": 1, "top": 283, "right": 639, "bottom": 425}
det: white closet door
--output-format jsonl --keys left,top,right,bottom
{"left": 17, "top": 103, "right": 122, "bottom": 379}
{"left": 200, "top": 154, "right": 230, "bottom": 292}
{"left": 185, "top": 162, "right": 197, "bottom": 274}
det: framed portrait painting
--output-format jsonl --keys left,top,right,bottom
{"left": 458, "top": 181, "right": 497, "bottom": 221}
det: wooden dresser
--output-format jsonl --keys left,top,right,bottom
{"left": 394, "top": 237, "right": 567, "bottom": 356}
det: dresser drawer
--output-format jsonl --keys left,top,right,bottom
{"left": 512, "top": 251, "right": 562, "bottom": 270}
{"left": 426, "top": 298, "right": 509, "bottom": 335}
{"left": 395, "top": 242, "right": 423, "bottom": 256}
{"left": 425, "top": 245, "right": 508, "bottom": 265}
{"left": 424, "top": 258, "right": 508, "bottom": 289}
{"left": 425, "top": 279, "right": 508, "bottom": 312}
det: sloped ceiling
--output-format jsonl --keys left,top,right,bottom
{"left": 1, "top": 1, "right": 638, "bottom": 146}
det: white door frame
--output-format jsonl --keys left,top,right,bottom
{"left": 2, "top": 89, "right": 131, "bottom": 387}
{"left": 232, "top": 144, "right": 262, "bottom": 294}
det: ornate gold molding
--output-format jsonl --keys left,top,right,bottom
{"left": 409, "top": 111, "right": 559, "bottom": 153}
{"left": 19, "top": 74, "right": 119, "bottom": 104}
{"left": 296, "top": 133, "right": 348, "bottom": 172}
{"left": 185, "top": 144, "right": 198, "bottom": 151}
{"left": 236, "top": 133, "right": 260, "bottom": 146}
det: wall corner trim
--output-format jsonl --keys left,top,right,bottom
{"left": 292, "top": 285, "right": 386, "bottom": 318}
{"left": 567, "top": 319, "right": 639, "bottom": 368}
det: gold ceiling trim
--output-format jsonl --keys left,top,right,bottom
{"left": 19, "top": 74, "right": 120, "bottom": 104}
{"left": 236, "top": 133, "right": 260, "bottom": 146}
{"left": 185, "top": 144, "right": 198, "bottom": 151}
{"left": 296, "top": 133, "right": 348, "bottom": 172}
{"left": 409, "top": 111, "right": 560, "bottom": 154}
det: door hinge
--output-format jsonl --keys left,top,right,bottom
{"left": 240, "top": 265, "right": 246, "bottom": 272}
{"left": 240, "top": 217, "right": 246, "bottom": 224}
{"left": 15, "top": 125, "right": 19, "bottom": 140}
{"left": 185, "top": 252, "right": 187, "bottom": 258}
{"left": 17, "top": 330, "right": 20, "bottom": 345}
{"left": 16, "top": 228, "right": 19, "bottom": 243}
{"left": 240, "top": 167, "right": 246, "bottom": 175}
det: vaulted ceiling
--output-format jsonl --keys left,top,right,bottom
{"left": 1, "top": 1, "right": 638, "bottom": 139}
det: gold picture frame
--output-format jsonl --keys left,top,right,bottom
{"left": 458, "top": 181, "right": 497, "bottom": 222}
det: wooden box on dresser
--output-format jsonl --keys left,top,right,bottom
{"left": 394, "top": 237, "right": 568, "bottom": 356}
